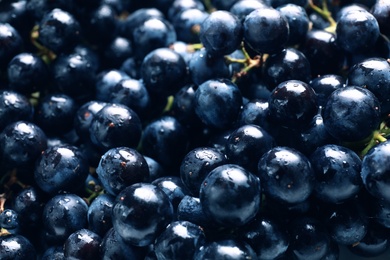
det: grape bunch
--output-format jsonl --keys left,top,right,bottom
{"left": 1, "top": 0, "right": 390, "bottom": 259}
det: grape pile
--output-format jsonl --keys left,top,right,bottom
{"left": 1, "top": 0, "right": 390, "bottom": 259}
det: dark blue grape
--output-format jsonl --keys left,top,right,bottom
{"left": 95, "top": 69, "right": 130, "bottom": 102}
{"left": 177, "top": 195, "right": 218, "bottom": 229}
{"left": 85, "top": 4, "right": 118, "bottom": 46}
{"left": 188, "top": 48, "right": 230, "bottom": 86}
{"left": 309, "top": 74, "right": 345, "bottom": 107}
{"left": 87, "top": 193, "right": 115, "bottom": 237}
{"left": 288, "top": 216, "right": 331, "bottom": 260}
{"left": 200, "top": 164, "right": 261, "bottom": 227}
{"left": 310, "top": 144, "right": 362, "bottom": 204}
{"left": 325, "top": 200, "right": 368, "bottom": 246}
{"left": 101, "top": 36, "right": 133, "bottom": 69}
{"left": 361, "top": 140, "right": 390, "bottom": 202}
{"left": 230, "top": 0, "right": 268, "bottom": 23}
{"left": 154, "top": 220, "right": 206, "bottom": 260}
{"left": 199, "top": 10, "right": 242, "bottom": 56}
{"left": 41, "top": 246, "right": 65, "bottom": 260}
{"left": 100, "top": 228, "right": 147, "bottom": 259}
{"left": 0, "top": 234, "right": 36, "bottom": 260}
{"left": 34, "top": 144, "right": 89, "bottom": 195}
{"left": 336, "top": 9, "right": 380, "bottom": 54}
{"left": 0, "top": 209, "right": 20, "bottom": 234}
{"left": 37, "top": 8, "right": 81, "bottom": 53}
{"left": 263, "top": 48, "right": 312, "bottom": 89}
{"left": 237, "top": 99, "right": 272, "bottom": 132}
{"left": 140, "top": 115, "right": 189, "bottom": 168}
{"left": 277, "top": 3, "right": 310, "bottom": 46}
{"left": 74, "top": 100, "right": 107, "bottom": 141}
{"left": 225, "top": 124, "right": 275, "bottom": 173}
{"left": 347, "top": 57, "right": 390, "bottom": 115}
{"left": 35, "top": 93, "right": 78, "bottom": 136}
{"left": 0, "top": 23, "right": 23, "bottom": 69}
{"left": 243, "top": 7, "right": 289, "bottom": 54}
{"left": 257, "top": 146, "right": 315, "bottom": 205}
{"left": 180, "top": 146, "right": 227, "bottom": 196}
{"left": 268, "top": 79, "right": 318, "bottom": 130}
{"left": 132, "top": 17, "right": 177, "bottom": 61}
{"left": 193, "top": 239, "right": 257, "bottom": 259}
{"left": 194, "top": 78, "right": 242, "bottom": 129}
{"left": 112, "top": 183, "right": 174, "bottom": 246}
{"left": 6, "top": 52, "right": 49, "bottom": 95}
{"left": 323, "top": 86, "right": 381, "bottom": 142}
{"left": 11, "top": 186, "right": 43, "bottom": 229}
{"left": 89, "top": 103, "right": 142, "bottom": 151}
{"left": 371, "top": 0, "right": 390, "bottom": 37}
{"left": 144, "top": 155, "right": 166, "bottom": 182}
{"left": 0, "top": 90, "right": 33, "bottom": 132}
{"left": 63, "top": 229, "right": 102, "bottom": 260}
{"left": 171, "top": 8, "right": 209, "bottom": 43}
{"left": 240, "top": 214, "right": 290, "bottom": 259}
{"left": 96, "top": 146, "right": 149, "bottom": 196}
{"left": 42, "top": 193, "right": 88, "bottom": 245}
{"left": 0, "top": 121, "right": 47, "bottom": 168}
{"left": 167, "top": 0, "right": 205, "bottom": 21}
{"left": 141, "top": 47, "right": 188, "bottom": 96}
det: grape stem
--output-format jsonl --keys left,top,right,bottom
{"left": 360, "top": 122, "right": 390, "bottom": 157}
{"left": 30, "top": 25, "right": 57, "bottom": 63}
{"left": 308, "top": 0, "right": 337, "bottom": 33}
{"left": 225, "top": 42, "right": 265, "bottom": 83}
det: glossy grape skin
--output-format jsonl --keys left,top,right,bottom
{"left": 323, "top": 86, "right": 381, "bottom": 142}
{"left": 347, "top": 57, "right": 390, "bottom": 115}
{"left": 299, "top": 29, "right": 344, "bottom": 77}
{"left": 170, "top": 84, "right": 199, "bottom": 127}
{"left": 0, "top": 121, "right": 47, "bottom": 168}
{"left": 177, "top": 195, "right": 218, "bottom": 229}
{"left": 310, "top": 144, "right": 362, "bottom": 204}
{"left": 347, "top": 222, "right": 390, "bottom": 257}
{"left": 277, "top": 3, "right": 310, "bottom": 46}
{"left": 257, "top": 146, "right": 315, "bottom": 205}
{"left": 6, "top": 52, "right": 49, "bottom": 95}
{"left": 0, "top": 23, "right": 23, "bottom": 69}
{"left": 240, "top": 214, "right": 289, "bottom": 260}
{"left": 0, "top": 90, "right": 33, "bottom": 132}
{"left": 144, "top": 155, "right": 166, "bottom": 182}
{"left": 361, "top": 140, "right": 390, "bottom": 202}
{"left": 288, "top": 217, "right": 331, "bottom": 260}
{"left": 141, "top": 47, "right": 188, "bottom": 96}
{"left": 199, "top": 10, "right": 243, "bottom": 56}
{"left": 263, "top": 48, "right": 312, "bottom": 89}
{"left": 35, "top": 93, "right": 78, "bottom": 136}
{"left": 336, "top": 9, "right": 380, "bottom": 54}
{"left": 200, "top": 164, "right": 261, "bottom": 227}
{"left": 87, "top": 194, "right": 114, "bottom": 236}
{"left": 225, "top": 124, "right": 275, "bottom": 173}
{"left": 324, "top": 200, "right": 368, "bottom": 246}
{"left": 74, "top": 100, "right": 107, "bottom": 141}
{"left": 52, "top": 53, "right": 97, "bottom": 99}
{"left": 152, "top": 176, "right": 190, "bottom": 214}
{"left": 0, "top": 234, "right": 36, "bottom": 260}
{"left": 0, "top": 209, "right": 20, "bottom": 234}
{"left": 172, "top": 8, "right": 209, "bottom": 43}
{"left": 11, "top": 186, "right": 43, "bottom": 229}
{"left": 180, "top": 147, "right": 227, "bottom": 196}
{"left": 371, "top": 0, "right": 390, "bottom": 37}
{"left": 309, "top": 74, "right": 345, "bottom": 107}
{"left": 34, "top": 144, "right": 89, "bottom": 194}
{"left": 193, "top": 239, "right": 257, "bottom": 260}
{"left": 89, "top": 103, "right": 142, "bottom": 151}
{"left": 42, "top": 193, "right": 88, "bottom": 245}
{"left": 63, "top": 229, "right": 102, "bottom": 260}
{"left": 188, "top": 48, "right": 230, "bottom": 86}
{"left": 194, "top": 78, "right": 242, "bottom": 129}
{"left": 167, "top": 0, "right": 205, "bottom": 21}
{"left": 154, "top": 220, "right": 206, "bottom": 260}
{"left": 96, "top": 146, "right": 149, "bottom": 196}
{"left": 112, "top": 183, "right": 174, "bottom": 247}
{"left": 37, "top": 8, "right": 81, "bottom": 53}
{"left": 268, "top": 80, "right": 318, "bottom": 130}
{"left": 41, "top": 246, "right": 65, "bottom": 260}
{"left": 141, "top": 115, "right": 189, "bottom": 168}
{"left": 243, "top": 7, "right": 289, "bottom": 54}
{"left": 230, "top": 0, "right": 268, "bottom": 22}
{"left": 132, "top": 17, "right": 177, "bottom": 61}
{"left": 100, "top": 228, "right": 147, "bottom": 260}
{"left": 95, "top": 69, "right": 130, "bottom": 102}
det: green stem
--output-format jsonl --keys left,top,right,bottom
{"left": 360, "top": 131, "right": 388, "bottom": 157}
{"left": 308, "top": 0, "right": 337, "bottom": 33}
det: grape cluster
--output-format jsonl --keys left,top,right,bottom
{"left": 0, "top": 0, "right": 390, "bottom": 259}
